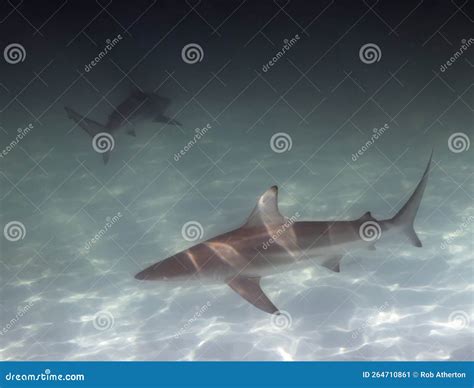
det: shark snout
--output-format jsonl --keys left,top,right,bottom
{"left": 134, "top": 270, "right": 150, "bottom": 280}
{"left": 134, "top": 266, "right": 170, "bottom": 281}
{"left": 135, "top": 252, "right": 198, "bottom": 281}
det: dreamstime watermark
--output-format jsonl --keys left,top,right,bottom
{"left": 271, "top": 310, "right": 292, "bottom": 330}
{"left": 83, "top": 212, "right": 123, "bottom": 252}
{"left": 440, "top": 38, "right": 474, "bottom": 72}
{"left": 262, "top": 34, "right": 300, "bottom": 73}
{"left": 0, "top": 123, "right": 34, "bottom": 159}
{"left": 174, "top": 301, "right": 212, "bottom": 338}
{"left": 352, "top": 301, "right": 390, "bottom": 339}
{"left": 173, "top": 124, "right": 211, "bottom": 161}
{"left": 181, "top": 43, "right": 204, "bottom": 64}
{"left": 352, "top": 124, "right": 389, "bottom": 162}
{"left": 0, "top": 301, "right": 34, "bottom": 336}
{"left": 3, "top": 221, "right": 26, "bottom": 242}
{"left": 84, "top": 35, "right": 123, "bottom": 72}
{"left": 441, "top": 216, "right": 473, "bottom": 250}
{"left": 92, "top": 311, "right": 114, "bottom": 331}
{"left": 359, "top": 43, "right": 381, "bottom": 64}
{"left": 359, "top": 221, "right": 382, "bottom": 242}
{"left": 181, "top": 221, "right": 204, "bottom": 242}
{"left": 262, "top": 212, "right": 300, "bottom": 250}
{"left": 448, "top": 310, "right": 470, "bottom": 330}
{"left": 92, "top": 132, "right": 115, "bottom": 153}
{"left": 448, "top": 132, "right": 470, "bottom": 153}
{"left": 3, "top": 43, "right": 26, "bottom": 64}
{"left": 270, "top": 132, "right": 292, "bottom": 153}
{"left": 5, "top": 369, "right": 85, "bottom": 382}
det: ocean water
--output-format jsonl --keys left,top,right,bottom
{"left": 0, "top": 0, "right": 472, "bottom": 361}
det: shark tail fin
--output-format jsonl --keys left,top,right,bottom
{"left": 390, "top": 150, "right": 433, "bottom": 247}
{"left": 64, "top": 106, "right": 107, "bottom": 137}
{"left": 65, "top": 106, "right": 112, "bottom": 165}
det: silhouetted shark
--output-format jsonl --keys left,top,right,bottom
{"left": 65, "top": 90, "right": 181, "bottom": 164}
{"left": 135, "top": 153, "right": 432, "bottom": 315}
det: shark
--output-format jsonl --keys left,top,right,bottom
{"left": 65, "top": 90, "right": 181, "bottom": 164}
{"left": 135, "top": 153, "right": 432, "bottom": 315}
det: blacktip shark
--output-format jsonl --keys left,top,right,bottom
{"left": 135, "top": 153, "right": 432, "bottom": 315}
{"left": 65, "top": 90, "right": 181, "bottom": 164}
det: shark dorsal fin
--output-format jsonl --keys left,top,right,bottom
{"left": 358, "top": 211, "right": 373, "bottom": 222}
{"left": 244, "top": 186, "right": 284, "bottom": 228}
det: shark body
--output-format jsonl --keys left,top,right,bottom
{"left": 135, "top": 154, "right": 432, "bottom": 314}
{"left": 65, "top": 90, "right": 181, "bottom": 164}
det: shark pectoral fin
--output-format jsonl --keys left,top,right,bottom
{"left": 321, "top": 255, "right": 343, "bottom": 272}
{"left": 127, "top": 129, "right": 137, "bottom": 137}
{"left": 227, "top": 276, "right": 279, "bottom": 315}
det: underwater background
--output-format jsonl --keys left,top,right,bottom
{"left": 0, "top": 0, "right": 472, "bottom": 361}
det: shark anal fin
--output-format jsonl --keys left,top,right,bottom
{"left": 321, "top": 255, "right": 343, "bottom": 272}
{"left": 227, "top": 276, "right": 279, "bottom": 314}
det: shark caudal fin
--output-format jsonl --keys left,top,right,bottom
{"left": 65, "top": 107, "right": 112, "bottom": 165}
{"left": 64, "top": 107, "right": 107, "bottom": 137}
{"left": 390, "top": 151, "right": 433, "bottom": 247}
